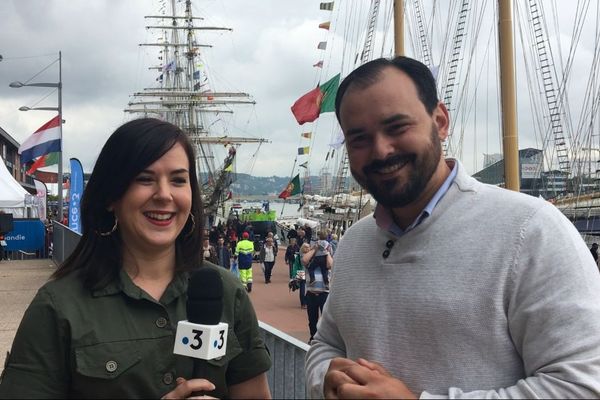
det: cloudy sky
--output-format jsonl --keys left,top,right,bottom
{"left": 1, "top": 0, "right": 599, "bottom": 188}
{"left": 0, "top": 0, "right": 342, "bottom": 181}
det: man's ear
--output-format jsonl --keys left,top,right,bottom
{"left": 433, "top": 102, "right": 450, "bottom": 141}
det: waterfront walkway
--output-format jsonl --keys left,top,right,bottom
{"left": 0, "top": 248, "right": 311, "bottom": 373}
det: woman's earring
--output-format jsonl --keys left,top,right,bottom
{"left": 97, "top": 216, "right": 118, "bottom": 237}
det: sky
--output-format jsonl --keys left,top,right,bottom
{"left": 0, "top": 0, "right": 337, "bottom": 180}
{"left": 1, "top": 0, "right": 599, "bottom": 187}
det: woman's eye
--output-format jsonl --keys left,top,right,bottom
{"left": 135, "top": 176, "right": 154, "bottom": 184}
{"left": 172, "top": 177, "right": 188, "bottom": 185}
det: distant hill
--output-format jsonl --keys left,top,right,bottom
{"left": 230, "top": 173, "right": 318, "bottom": 196}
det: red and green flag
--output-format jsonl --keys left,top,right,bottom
{"left": 26, "top": 152, "right": 59, "bottom": 175}
{"left": 278, "top": 174, "right": 302, "bottom": 199}
{"left": 290, "top": 73, "right": 340, "bottom": 125}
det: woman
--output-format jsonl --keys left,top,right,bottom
{"left": 302, "top": 241, "right": 333, "bottom": 342}
{"left": 259, "top": 237, "right": 277, "bottom": 283}
{"left": 290, "top": 243, "right": 309, "bottom": 309}
{"left": 0, "top": 118, "right": 271, "bottom": 399}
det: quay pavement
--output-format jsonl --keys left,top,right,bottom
{"left": 0, "top": 247, "right": 311, "bottom": 374}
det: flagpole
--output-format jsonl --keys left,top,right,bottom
{"left": 57, "top": 51, "right": 64, "bottom": 223}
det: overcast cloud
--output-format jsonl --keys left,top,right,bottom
{"left": 1, "top": 0, "right": 599, "bottom": 185}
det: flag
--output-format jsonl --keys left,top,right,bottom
{"left": 290, "top": 73, "right": 340, "bottom": 124}
{"left": 317, "top": 41, "right": 327, "bottom": 50}
{"left": 319, "top": 21, "right": 331, "bottom": 30}
{"left": 319, "top": 73, "right": 340, "bottom": 113}
{"left": 226, "top": 191, "right": 233, "bottom": 200}
{"left": 69, "top": 158, "right": 84, "bottom": 234}
{"left": 278, "top": 174, "right": 301, "bottom": 199}
{"left": 320, "top": 2, "right": 334, "bottom": 11}
{"left": 313, "top": 60, "right": 323, "bottom": 68}
{"left": 19, "top": 116, "right": 62, "bottom": 164}
{"left": 193, "top": 70, "right": 200, "bottom": 80}
{"left": 162, "top": 60, "right": 176, "bottom": 72}
{"left": 298, "top": 146, "right": 310, "bottom": 155}
{"left": 224, "top": 163, "right": 234, "bottom": 172}
{"left": 26, "top": 152, "right": 59, "bottom": 175}
{"left": 156, "top": 73, "right": 163, "bottom": 82}
{"left": 194, "top": 82, "right": 201, "bottom": 91}
{"left": 301, "top": 132, "right": 312, "bottom": 139}
{"left": 33, "top": 179, "right": 47, "bottom": 221}
{"left": 299, "top": 161, "right": 308, "bottom": 169}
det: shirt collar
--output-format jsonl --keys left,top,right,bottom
{"left": 92, "top": 267, "right": 189, "bottom": 305}
{"left": 374, "top": 159, "right": 458, "bottom": 236}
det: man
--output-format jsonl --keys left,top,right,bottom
{"left": 235, "top": 231, "right": 255, "bottom": 292}
{"left": 305, "top": 56, "right": 600, "bottom": 398}
{"left": 215, "top": 236, "right": 231, "bottom": 270}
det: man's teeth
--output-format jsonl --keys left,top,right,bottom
{"left": 379, "top": 161, "right": 407, "bottom": 174}
{"left": 145, "top": 212, "right": 173, "bottom": 221}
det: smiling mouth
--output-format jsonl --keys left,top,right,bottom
{"left": 375, "top": 159, "right": 410, "bottom": 175}
{"left": 144, "top": 212, "right": 175, "bottom": 221}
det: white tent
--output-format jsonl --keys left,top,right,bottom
{"left": 0, "top": 155, "right": 36, "bottom": 218}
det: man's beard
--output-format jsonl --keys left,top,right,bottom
{"left": 351, "top": 124, "right": 442, "bottom": 208}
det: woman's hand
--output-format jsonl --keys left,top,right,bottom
{"left": 161, "top": 377, "right": 217, "bottom": 399}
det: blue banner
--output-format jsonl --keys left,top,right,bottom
{"left": 69, "top": 158, "right": 84, "bottom": 234}
{"left": 4, "top": 219, "right": 45, "bottom": 252}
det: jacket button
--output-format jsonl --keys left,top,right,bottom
{"left": 105, "top": 360, "right": 118, "bottom": 373}
{"left": 162, "top": 372, "right": 174, "bottom": 385}
{"left": 156, "top": 317, "right": 168, "bottom": 328}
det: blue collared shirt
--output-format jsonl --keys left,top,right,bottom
{"left": 373, "top": 160, "right": 458, "bottom": 237}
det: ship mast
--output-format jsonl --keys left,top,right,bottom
{"left": 126, "top": 0, "right": 269, "bottom": 217}
{"left": 498, "top": 0, "right": 520, "bottom": 192}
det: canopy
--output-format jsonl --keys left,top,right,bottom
{"left": 0, "top": 155, "right": 34, "bottom": 218}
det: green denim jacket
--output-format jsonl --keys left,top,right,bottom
{"left": 0, "top": 263, "right": 271, "bottom": 399}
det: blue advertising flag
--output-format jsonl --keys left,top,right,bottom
{"left": 69, "top": 158, "right": 84, "bottom": 234}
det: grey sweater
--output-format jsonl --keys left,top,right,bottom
{"left": 305, "top": 160, "right": 600, "bottom": 398}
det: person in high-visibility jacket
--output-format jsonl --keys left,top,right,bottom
{"left": 235, "top": 231, "right": 255, "bottom": 292}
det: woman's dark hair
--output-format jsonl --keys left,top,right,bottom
{"left": 52, "top": 118, "right": 203, "bottom": 290}
{"left": 334, "top": 56, "right": 439, "bottom": 121}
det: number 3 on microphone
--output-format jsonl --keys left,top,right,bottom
{"left": 190, "top": 329, "right": 203, "bottom": 350}
{"left": 217, "top": 330, "right": 225, "bottom": 350}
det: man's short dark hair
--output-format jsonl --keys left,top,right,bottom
{"left": 335, "top": 56, "right": 439, "bottom": 121}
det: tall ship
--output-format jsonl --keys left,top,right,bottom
{"left": 124, "top": 0, "right": 269, "bottom": 222}
{"left": 278, "top": 0, "right": 600, "bottom": 242}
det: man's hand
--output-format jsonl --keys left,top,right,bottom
{"left": 327, "top": 358, "right": 417, "bottom": 399}
{"left": 323, "top": 357, "right": 361, "bottom": 399}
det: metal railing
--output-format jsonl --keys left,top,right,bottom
{"left": 51, "top": 223, "right": 308, "bottom": 398}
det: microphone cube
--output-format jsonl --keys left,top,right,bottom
{"left": 173, "top": 321, "right": 229, "bottom": 360}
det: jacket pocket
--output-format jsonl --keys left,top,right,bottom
{"left": 75, "top": 341, "right": 141, "bottom": 379}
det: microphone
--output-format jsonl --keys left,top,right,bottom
{"left": 173, "top": 268, "right": 229, "bottom": 366}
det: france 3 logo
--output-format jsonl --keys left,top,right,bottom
{"left": 174, "top": 321, "right": 229, "bottom": 360}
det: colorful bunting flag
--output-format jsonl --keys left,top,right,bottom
{"left": 162, "top": 60, "right": 176, "bottom": 72}
{"left": 301, "top": 132, "right": 312, "bottom": 139}
{"left": 313, "top": 60, "right": 324, "bottom": 68}
{"left": 317, "top": 41, "right": 327, "bottom": 50}
{"left": 299, "top": 161, "right": 309, "bottom": 169}
{"left": 290, "top": 74, "right": 340, "bottom": 125}
{"left": 278, "top": 174, "right": 301, "bottom": 199}
{"left": 320, "top": 2, "right": 334, "bottom": 11}
{"left": 319, "top": 21, "right": 331, "bottom": 30}
{"left": 193, "top": 70, "right": 200, "bottom": 80}
{"left": 298, "top": 147, "right": 310, "bottom": 155}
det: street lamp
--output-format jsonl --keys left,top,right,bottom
{"left": 10, "top": 51, "right": 63, "bottom": 223}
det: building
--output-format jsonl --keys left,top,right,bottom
{"left": 472, "top": 148, "right": 568, "bottom": 198}
{"left": 0, "top": 125, "right": 36, "bottom": 194}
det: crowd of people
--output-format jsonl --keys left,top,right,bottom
{"left": 3, "top": 55, "right": 600, "bottom": 398}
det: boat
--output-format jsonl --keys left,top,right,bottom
{"left": 123, "top": 0, "right": 269, "bottom": 224}
{"left": 278, "top": 0, "right": 600, "bottom": 242}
